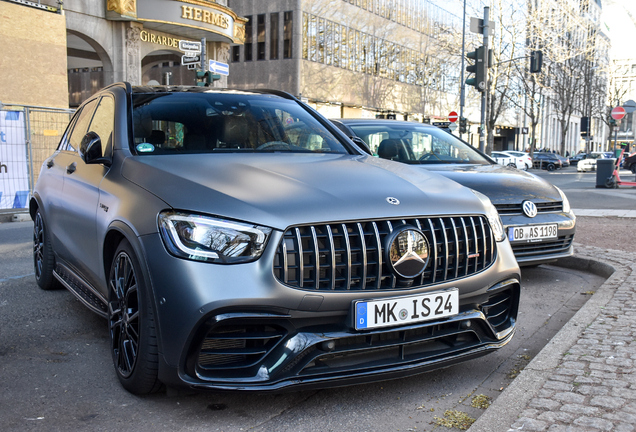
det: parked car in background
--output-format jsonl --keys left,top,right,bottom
{"left": 570, "top": 153, "right": 587, "bottom": 166}
{"left": 555, "top": 155, "right": 570, "bottom": 168}
{"left": 532, "top": 153, "right": 563, "bottom": 171}
{"left": 330, "top": 118, "right": 576, "bottom": 267}
{"left": 491, "top": 151, "right": 526, "bottom": 170}
{"left": 577, "top": 152, "right": 605, "bottom": 172}
{"left": 30, "top": 83, "right": 522, "bottom": 395}
{"left": 624, "top": 152, "right": 636, "bottom": 173}
{"left": 491, "top": 151, "right": 518, "bottom": 168}
{"left": 501, "top": 151, "right": 532, "bottom": 170}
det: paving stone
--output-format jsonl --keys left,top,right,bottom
{"left": 573, "top": 416, "right": 614, "bottom": 431}
{"left": 576, "top": 385, "right": 609, "bottom": 396}
{"left": 560, "top": 404, "right": 601, "bottom": 415}
{"left": 554, "top": 392, "right": 586, "bottom": 404}
{"left": 530, "top": 398, "right": 562, "bottom": 410}
{"left": 589, "top": 363, "right": 618, "bottom": 372}
{"left": 544, "top": 381, "right": 575, "bottom": 391}
{"left": 537, "top": 411, "right": 576, "bottom": 423}
{"left": 590, "top": 395, "right": 627, "bottom": 409}
{"left": 510, "top": 417, "right": 548, "bottom": 431}
{"left": 612, "top": 387, "right": 636, "bottom": 399}
{"left": 602, "top": 411, "right": 636, "bottom": 424}
{"left": 615, "top": 423, "right": 635, "bottom": 432}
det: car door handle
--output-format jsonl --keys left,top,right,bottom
{"left": 46, "top": 159, "right": 54, "bottom": 168}
{"left": 66, "top": 163, "right": 77, "bottom": 174}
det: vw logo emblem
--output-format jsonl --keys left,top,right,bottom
{"left": 385, "top": 227, "right": 430, "bottom": 279}
{"left": 386, "top": 197, "right": 400, "bottom": 205}
{"left": 522, "top": 200, "right": 538, "bottom": 218}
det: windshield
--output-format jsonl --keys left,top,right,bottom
{"left": 346, "top": 122, "right": 491, "bottom": 165}
{"left": 131, "top": 92, "right": 349, "bottom": 155}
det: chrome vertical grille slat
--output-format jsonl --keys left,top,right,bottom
{"left": 460, "top": 218, "right": 469, "bottom": 277}
{"left": 274, "top": 216, "right": 496, "bottom": 292}
{"left": 357, "top": 223, "right": 367, "bottom": 290}
{"left": 342, "top": 224, "right": 352, "bottom": 290}
{"left": 439, "top": 219, "right": 449, "bottom": 280}
{"left": 450, "top": 218, "right": 459, "bottom": 279}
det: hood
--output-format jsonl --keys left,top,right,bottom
{"left": 121, "top": 153, "right": 487, "bottom": 230}
{"left": 419, "top": 163, "right": 560, "bottom": 205}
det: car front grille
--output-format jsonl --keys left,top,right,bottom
{"left": 273, "top": 216, "right": 496, "bottom": 291}
{"left": 495, "top": 202, "right": 563, "bottom": 216}
{"left": 510, "top": 235, "right": 574, "bottom": 258}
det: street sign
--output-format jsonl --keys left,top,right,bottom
{"left": 209, "top": 60, "right": 229, "bottom": 76}
{"left": 448, "top": 122, "right": 458, "bottom": 132}
{"left": 179, "top": 40, "right": 201, "bottom": 53}
{"left": 611, "top": 106, "right": 626, "bottom": 120}
{"left": 181, "top": 55, "right": 201, "bottom": 66}
{"left": 448, "top": 111, "right": 459, "bottom": 123}
{"left": 623, "top": 100, "right": 636, "bottom": 114}
{"left": 187, "top": 64, "right": 196, "bottom": 70}
{"left": 183, "top": 51, "right": 200, "bottom": 58}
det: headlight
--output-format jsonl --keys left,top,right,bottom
{"left": 554, "top": 186, "right": 571, "bottom": 213}
{"left": 158, "top": 211, "right": 272, "bottom": 264}
{"left": 471, "top": 190, "right": 506, "bottom": 242}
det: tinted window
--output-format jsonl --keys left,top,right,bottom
{"left": 131, "top": 92, "right": 349, "bottom": 155}
{"left": 347, "top": 123, "right": 491, "bottom": 165}
{"left": 63, "top": 99, "right": 98, "bottom": 152}
{"left": 88, "top": 96, "right": 115, "bottom": 158}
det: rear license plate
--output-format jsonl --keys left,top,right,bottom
{"left": 354, "top": 289, "right": 459, "bottom": 330}
{"left": 508, "top": 224, "right": 558, "bottom": 242}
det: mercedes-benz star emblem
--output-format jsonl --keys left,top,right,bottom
{"left": 385, "top": 227, "right": 430, "bottom": 279}
{"left": 522, "top": 200, "right": 538, "bottom": 218}
{"left": 386, "top": 197, "right": 400, "bottom": 205}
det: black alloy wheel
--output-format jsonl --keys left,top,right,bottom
{"left": 546, "top": 163, "right": 556, "bottom": 171}
{"left": 33, "top": 209, "right": 60, "bottom": 290}
{"left": 108, "top": 239, "right": 161, "bottom": 394}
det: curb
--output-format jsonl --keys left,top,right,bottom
{"left": 468, "top": 244, "right": 628, "bottom": 432}
{"left": 0, "top": 211, "right": 30, "bottom": 223}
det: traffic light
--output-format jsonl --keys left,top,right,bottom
{"left": 466, "top": 46, "right": 486, "bottom": 92}
{"left": 530, "top": 50, "right": 543, "bottom": 73}
{"left": 459, "top": 117, "right": 468, "bottom": 134}
{"left": 195, "top": 70, "right": 221, "bottom": 87}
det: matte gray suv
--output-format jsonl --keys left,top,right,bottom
{"left": 31, "top": 83, "right": 520, "bottom": 394}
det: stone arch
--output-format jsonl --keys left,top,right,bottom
{"left": 141, "top": 49, "right": 195, "bottom": 86}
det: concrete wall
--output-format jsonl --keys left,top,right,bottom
{"left": 0, "top": 2, "right": 68, "bottom": 108}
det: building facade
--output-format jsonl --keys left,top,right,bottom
{"left": 0, "top": 0, "right": 246, "bottom": 108}
{"left": 227, "top": 0, "right": 469, "bottom": 127}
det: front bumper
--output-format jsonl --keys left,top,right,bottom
{"left": 501, "top": 211, "right": 575, "bottom": 266}
{"left": 140, "top": 231, "right": 521, "bottom": 391}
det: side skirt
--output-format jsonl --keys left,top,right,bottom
{"left": 54, "top": 263, "right": 108, "bottom": 318}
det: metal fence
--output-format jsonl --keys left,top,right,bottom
{"left": 0, "top": 106, "right": 74, "bottom": 210}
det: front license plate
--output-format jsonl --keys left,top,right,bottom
{"left": 354, "top": 289, "right": 459, "bottom": 330}
{"left": 508, "top": 224, "right": 558, "bottom": 242}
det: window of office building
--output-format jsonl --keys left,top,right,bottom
{"left": 245, "top": 16, "right": 253, "bottom": 61}
{"left": 232, "top": 46, "right": 240, "bottom": 62}
{"left": 271, "top": 13, "right": 279, "bottom": 60}
{"left": 300, "top": 12, "right": 451, "bottom": 91}
{"left": 284, "top": 11, "right": 293, "bottom": 58}
{"left": 257, "top": 14, "right": 266, "bottom": 60}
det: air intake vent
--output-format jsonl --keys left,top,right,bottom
{"left": 495, "top": 202, "right": 563, "bottom": 216}
{"left": 274, "top": 216, "right": 496, "bottom": 291}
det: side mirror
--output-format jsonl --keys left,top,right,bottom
{"left": 80, "top": 131, "right": 111, "bottom": 166}
{"left": 350, "top": 136, "right": 372, "bottom": 155}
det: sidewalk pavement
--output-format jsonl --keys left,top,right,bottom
{"left": 470, "top": 245, "right": 636, "bottom": 431}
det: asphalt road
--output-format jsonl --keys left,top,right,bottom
{"left": 532, "top": 165, "right": 636, "bottom": 210}
{"left": 0, "top": 220, "right": 605, "bottom": 432}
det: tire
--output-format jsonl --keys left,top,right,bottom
{"left": 524, "top": 163, "right": 530, "bottom": 171}
{"left": 33, "top": 209, "right": 61, "bottom": 290}
{"left": 546, "top": 163, "right": 556, "bottom": 172}
{"left": 108, "top": 239, "right": 162, "bottom": 394}
{"left": 605, "top": 176, "right": 617, "bottom": 189}
{"left": 507, "top": 163, "right": 516, "bottom": 168}
{"left": 631, "top": 164, "right": 636, "bottom": 174}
